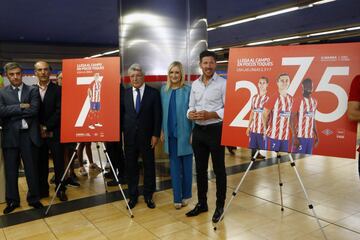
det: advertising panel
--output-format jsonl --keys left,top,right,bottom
{"left": 222, "top": 43, "right": 360, "bottom": 158}
{"left": 61, "top": 57, "right": 120, "bottom": 142}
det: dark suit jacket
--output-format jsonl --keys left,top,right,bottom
{"left": 0, "top": 84, "right": 42, "bottom": 148}
{"left": 38, "top": 82, "right": 61, "bottom": 141}
{"left": 123, "top": 84, "right": 162, "bottom": 146}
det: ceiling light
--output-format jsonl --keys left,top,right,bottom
{"left": 246, "top": 40, "right": 273, "bottom": 46}
{"left": 273, "top": 36, "right": 301, "bottom": 42}
{"left": 103, "top": 50, "right": 119, "bottom": 55}
{"left": 346, "top": 26, "right": 360, "bottom": 31}
{"left": 88, "top": 54, "right": 102, "bottom": 59}
{"left": 208, "top": 48, "right": 223, "bottom": 51}
{"left": 219, "top": 17, "right": 256, "bottom": 28}
{"left": 255, "top": 7, "right": 299, "bottom": 19}
{"left": 307, "top": 29, "right": 345, "bottom": 37}
{"left": 313, "top": 0, "right": 336, "bottom": 5}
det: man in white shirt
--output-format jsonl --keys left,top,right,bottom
{"left": 186, "top": 50, "right": 227, "bottom": 223}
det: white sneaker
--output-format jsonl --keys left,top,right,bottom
{"left": 94, "top": 123, "right": 103, "bottom": 127}
{"left": 79, "top": 167, "right": 88, "bottom": 176}
{"left": 182, "top": 198, "right": 191, "bottom": 207}
{"left": 89, "top": 125, "right": 95, "bottom": 129}
{"left": 174, "top": 203, "right": 182, "bottom": 210}
{"left": 105, "top": 162, "right": 110, "bottom": 170}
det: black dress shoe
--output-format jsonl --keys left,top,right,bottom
{"left": 3, "top": 203, "right": 20, "bottom": 214}
{"left": 57, "top": 190, "right": 68, "bottom": 202}
{"left": 107, "top": 177, "right": 126, "bottom": 186}
{"left": 145, "top": 198, "right": 156, "bottom": 209}
{"left": 212, "top": 207, "right": 224, "bottom": 223}
{"left": 127, "top": 199, "right": 137, "bottom": 209}
{"left": 104, "top": 171, "right": 113, "bottom": 179}
{"left": 29, "top": 201, "right": 44, "bottom": 209}
{"left": 65, "top": 177, "right": 80, "bottom": 187}
{"left": 40, "top": 192, "right": 49, "bottom": 199}
{"left": 185, "top": 203, "right": 208, "bottom": 217}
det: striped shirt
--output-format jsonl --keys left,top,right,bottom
{"left": 293, "top": 97, "right": 317, "bottom": 138}
{"left": 249, "top": 94, "right": 269, "bottom": 134}
{"left": 90, "top": 81, "right": 101, "bottom": 102}
{"left": 265, "top": 94, "right": 293, "bottom": 140}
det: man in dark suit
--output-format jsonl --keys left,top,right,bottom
{"left": 123, "top": 63, "right": 162, "bottom": 209}
{"left": 34, "top": 61, "right": 67, "bottom": 201}
{"left": 0, "top": 62, "right": 43, "bottom": 214}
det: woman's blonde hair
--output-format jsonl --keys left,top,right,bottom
{"left": 165, "top": 61, "right": 185, "bottom": 91}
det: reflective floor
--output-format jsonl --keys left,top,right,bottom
{"left": 0, "top": 146, "right": 359, "bottom": 240}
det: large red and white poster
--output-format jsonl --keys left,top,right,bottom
{"left": 222, "top": 43, "right": 360, "bottom": 159}
{"left": 61, "top": 57, "right": 120, "bottom": 143}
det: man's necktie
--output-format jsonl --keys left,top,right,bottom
{"left": 15, "top": 87, "right": 20, "bottom": 101}
{"left": 135, "top": 88, "right": 141, "bottom": 113}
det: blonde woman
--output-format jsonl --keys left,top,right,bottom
{"left": 160, "top": 61, "right": 193, "bottom": 209}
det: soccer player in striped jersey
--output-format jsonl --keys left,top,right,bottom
{"left": 246, "top": 77, "right": 269, "bottom": 156}
{"left": 88, "top": 73, "right": 102, "bottom": 130}
{"left": 263, "top": 73, "right": 293, "bottom": 152}
{"left": 291, "top": 78, "right": 318, "bottom": 154}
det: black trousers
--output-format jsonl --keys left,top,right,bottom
{"left": 192, "top": 123, "right": 226, "bottom": 208}
{"left": 124, "top": 137, "right": 156, "bottom": 201}
{"left": 105, "top": 140, "right": 125, "bottom": 178}
{"left": 38, "top": 138, "right": 65, "bottom": 194}
{"left": 3, "top": 130, "right": 40, "bottom": 205}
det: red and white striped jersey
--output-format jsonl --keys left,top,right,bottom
{"left": 249, "top": 94, "right": 269, "bottom": 134}
{"left": 293, "top": 97, "right": 317, "bottom": 138}
{"left": 264, "top": 94, "right": 293, "bottom": 140}
{"left": 90, "top": 81, "right": 101, "bottom": 102}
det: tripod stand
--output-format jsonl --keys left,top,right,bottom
{"left": 45, "top": 142, "right": 134, "bottom": 218}
{"left": 213, "top": 150, "right": 327, "bottom": 240}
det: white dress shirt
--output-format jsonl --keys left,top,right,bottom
{"left": 132, "top": 83, "right": 145, "bottom": 109}
{"left": 12, "top": 84, "right": 28, "bottom": 129}
{"left": 187, "top": 73, "right": 226, "bottom": 125}
{"left": 37, "top": 82, "right": 49, "bottom": 101}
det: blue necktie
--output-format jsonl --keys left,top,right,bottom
{"left": 135, "top": 88, "right": 141, "bottom": 113}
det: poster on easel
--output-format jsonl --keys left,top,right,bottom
{"left": 61, "top": 57, "right": 121, "bottom": 143}
{"left": 222, "top": 43, "right": 360, "bottom": 159}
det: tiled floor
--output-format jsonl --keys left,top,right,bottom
{"left": 0, "top": 146, "right": 359, "bottom": 240}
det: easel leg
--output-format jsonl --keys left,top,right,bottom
{"left": 276, "top": 152, "right": 284, "bottom": 211}
{"left": 96, "top": 142, "right": 108, "bottom": 192}
{"left": 287, "top": 153, "right": 328, "bottom": 240}
{"left": 213, "top": 150, "right": 259, "bottom": 230}
{"left": 101, "top": 143, "right": 134, "bottom": 218}
{"left": 45, "top": 143, "right": 80, "bottom": 216}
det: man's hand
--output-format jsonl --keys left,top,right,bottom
{"left": 40, "top": 125, "right": 47, "bottom": 138}
{"left": 192, "top": 110, "right": 218, "bottom": 120}
{"left": 151, "top": 136, "right": 159, "bottom": 149}
{"left": 246, "top": 127, "right": 250, "bottom": 136}
{"left": 314, "top": 134, "right": 319, "bottom": 147}
{"left": 160, "top": 131, "right": 165, "bottom": 143}
{"left": 188, "top": 110, "right": 197, "bottom": 120}
{"left": 195, "top": 110, "right": 210, "bottom": 120}
{"left": 20, "top": 103, "right": 30, "bottom": 109}
{"left": 293, "top": 137, "right": 300, "bottom": 148}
